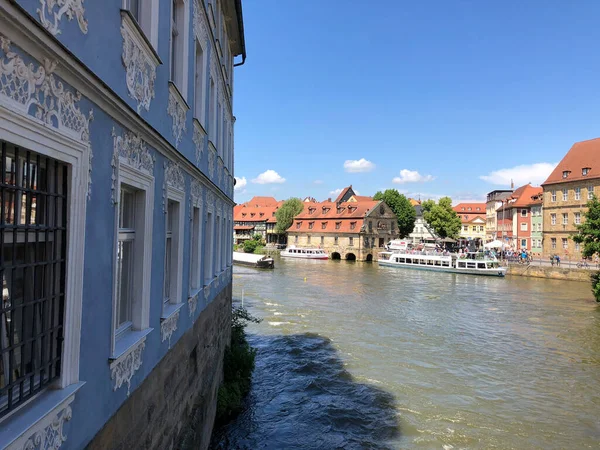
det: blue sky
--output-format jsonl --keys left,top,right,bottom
{"left": 233, "top": 0, "right": 600, "bottom": 204}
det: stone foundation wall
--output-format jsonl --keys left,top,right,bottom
{"left": 87, "top": 284, "right": 232, "bottom": 450}
{"left": 507, "top": 265, "right": 591, "bottom": 282}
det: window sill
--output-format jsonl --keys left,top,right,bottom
{"left": 0, "top": 381, "right": 85, "bottom": 449}
{"left": 168, "top": 81, "right": 190, "bottom": 111}
{"left": 120, "top": 10, "right": 162, "bottom": 66}
{"left": 161, "top": 301, "right": 185, "bottom": 321}
{"left": 110, "top": 328, "right": 153, "bottom": 363}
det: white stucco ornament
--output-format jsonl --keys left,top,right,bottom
{"left": 167, "top": 86, "right": 187, "bottom": 147}
{"left": 161, "top": 310, "right": 179, "bottom": 349}
{"left": 188, "top": 294, "right": 198, "bottom": 317}
{"left": 38, "top": 0, "right": 88, "bottom": 36}
{"left": 193, "top": 122, "right": 206, "bottom": 167}
{"left": 193, "top": 0, "right": 209, "bottom": 45}
{"left": 22, "top": 404, "right": 73, "bottom": 450}
{"left": 0, "top": 36, "right": 94, "bottom": 199}
{"left": 111, "top": 340, "right": 145, "bottom": 396}
{"left": 208, "top": 145, "right": 216, "bottom": 178}
{"left": 121, "top": 16, "right": 157, "bottom": 112}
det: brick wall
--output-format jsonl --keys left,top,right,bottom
{"left": 86, "top": 284, "right": 232, "bottom": 450}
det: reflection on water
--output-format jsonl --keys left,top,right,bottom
{"left": 212, "top": 257, "right": 600, "bottom": 449}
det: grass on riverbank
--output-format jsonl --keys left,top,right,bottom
{"left": 214, "top": 307, "right": 260, "bottom": 426}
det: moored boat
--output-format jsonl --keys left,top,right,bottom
{"left": 233, "top": 251, "right": 275, "bottom": 269}
{"left": 280, "top": 246, "right": 329, "bottom": 260}
{"left": 377, "top": 251, "right": 506, "bottom": 277}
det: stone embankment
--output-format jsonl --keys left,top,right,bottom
{"left": 507, "top": 265, "right": 592, "bottom": 282}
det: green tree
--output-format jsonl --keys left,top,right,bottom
{"left": 572, "top": 195, "right": 600, "bottom": 301}
{"left": 373, "top": 189, "right": 416, "bottom": 237}
{"left": 274, "top": 198, "right": 304, "bottom": 234}
{"left": 243, "top": 239, "right": 258, "bottom": 253}
{"left": 421, "top": 197, "right": 461, "bottom": 239}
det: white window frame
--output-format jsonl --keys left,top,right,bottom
{"left": 575, "top": 187, "right": 581, "bottom": 200}
{"left": 551, "top": 191, "right": 556, "bottom": 202}
{"left": 194, "top": 37, "right": 207, "bottom": 126}
{"left": 123, "top": 0, "right": 160, "bottom": 50}
{"left": 521, "top": 209, "right": 527, "bottom": 217}
{"left": 562, "top": 213, "right": 568, "bottom": 225}
{"left": 163, "top": 186, "right": 185, "bottom": 317}
{"left": 551, "top": 214, "right": 556, "bottom": 225}
{"left": 521, "top": 239, "right": 526, "bottom": 248}
{"left": 520, "top": 222, "right": 527, "bottom": 231}
{"left": 111, "top": 163, "right": 154, "bottom": 356}
{"left": 575, "top": 212, "right": 581, "bottom": 225}
{"left": 562, "top": 189, "right": 568, "bottom": 201}
{"left": 551, "top": 238, "right": 556, "bottom": 249}
{"left": 190, "top": 205, "right": 203, "bottom": 295}
{"left": 562, "top": 238, "right": 568, "bottom": 249}
{"left": 589, "top": 186, "right": 595, "bottom": 200}
{"left": 170, "top": 0, "right": 190, "bottom": 99}
{"left": 0, "top": 107, "right": 89, "bottom": 392}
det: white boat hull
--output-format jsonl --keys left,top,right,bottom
{"left": 377, "top": 259, "right": 506, "bottom": 277}
{"left": 281, "top": 247, "right": 329, "bottom": 260}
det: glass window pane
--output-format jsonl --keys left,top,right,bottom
{"left": 120, "top": 189, "right": 135, "bottom": 229}
{"left": 164, "top": 237, "right": 171, "bottom": 302}
{"left": 117, "top": 240, "right": 133, "bottom": 327}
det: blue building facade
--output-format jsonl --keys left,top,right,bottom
{"left": 0, "top": 0, "right": 245, "bottom": 448}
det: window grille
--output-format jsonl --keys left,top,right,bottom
{"left": 0, "top": 141, "right": 67, "bottom": 418}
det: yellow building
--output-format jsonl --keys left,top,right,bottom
{"left": 541, "top": 139, "right": 600, "bottom": 259}
{"left": 453, "top": 203, "right": 487, "bottom": 242}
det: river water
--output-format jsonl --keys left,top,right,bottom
{"left": 211, "top": 257, "right": 600, "bottom": 449}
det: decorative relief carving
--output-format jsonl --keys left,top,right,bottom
{"left": 193, "top": 0, "right": 209, "bottom": 45}
{"left": 0, "top": 37, "right": 94, "bottom": 200}
{"left": 188, "top": 294, "right": 198, "bottom": 317}
{"left": 217, "top": 158, "right": 224, "bottom": 185}
{"left": 22, "top": 403, "right": 73, "bottom": 450}
{"left": 111, "top": 339, "right": 145, "bottom": 396}
{"left": 206, "top": 190, "right": 215, "bottom": 213}
{"left": 111, "top": 128, "right": 155, "bottom": 203}
{"left": 168, "top": 85, "right": 187, "bottom": 147}
{"left": 121, "top": 14, "right": 157, "bottom": 113}
{"left": 165, "top": 160, "right": 185, "bottom": 191}
{"left": 189, "top": 179, "right": 204, "bottom": 221}
{"left": 193, "top": 121, "right": 206, "bottom": 167}
{"left": 208, "top": 144, "right": 216, "bottom": 179}
{"left": 203, "top": 284, "right": 210, "bottom": 302}
{"left": 161, "top": 310, "right": 179, "bottom": 349}
{"left": 38, "top": 0, "right": 88, "bottom": 36}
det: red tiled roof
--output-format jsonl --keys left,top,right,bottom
{"left": 291, "top": 200, "right": 382, "bottom": 233}
{"left": 334, "top": 186, "right": 352, "bottom": 203}
{"left": 453, "top": 203, "right": 486, "bottom": 214}
{"left": 350, "top": 195, "right": 373, "bottom": 202}
{"left": 543, "top": 138, "right": 600, "bottom": 186}
{"left": 495, "top": 184, "right": 543, "bottom": 210}
{"left": 233, "top": 201, "right": 284, "bottom": 223}
{"left": 246, "top": 196, "right": 279, "bottom": 207}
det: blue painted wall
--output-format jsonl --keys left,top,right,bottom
{"left": 1, "top": 0, "right": 238, "bottom": 447}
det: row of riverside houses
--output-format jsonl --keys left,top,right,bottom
{"left": 233, "top": 196, "right": 284, "bottom": 245}
{"left": 483, "top": 138, "right": 600, "bottom": 259}
{"left": 0, "top": 1, "right": 245, "bottom": 449}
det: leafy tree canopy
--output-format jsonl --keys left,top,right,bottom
{"left": 421, "top": 197, "right": 461, "bottom": 239}
{"left": 274, "top": 198, "right": 304, "bottom": 234}
{"left": 373, "top": 189, "right": 416, "bottom": 238}
{"left": 572, "top": 196, "right": 600, "bottom": 258}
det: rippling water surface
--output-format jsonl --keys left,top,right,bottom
{"left": 211, "top": 257, "right": 600, "bottom": 449}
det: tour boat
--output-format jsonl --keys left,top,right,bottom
{"left": 280, "top": 246, "right": 329, "bottom": 260}
{"left": 377, "top": 251, "right": 506, "bottom": 277}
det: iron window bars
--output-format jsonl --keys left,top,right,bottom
{"left": 0, "top": 141, "right": 67, "bottom": 418}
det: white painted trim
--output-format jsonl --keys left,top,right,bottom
{"left": 0, "top": 4, "right": 234, "bottom": 207}
{"left": 111, "top": 161, "right": 155, "bottom": 355}
{"left": 0, "top": 105, "right": 88, "bottom": 390}
{"left": 164, "top": 185, "right": 185, "bottom": 311}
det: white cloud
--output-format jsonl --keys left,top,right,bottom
{"left": 313, "top": 180, "right": 324, "bottom": 184}
{"left": 343, "top": 158, "right": 375, "bottom": 173}
{"left": 234, "top": 176, "right": 247, "bottom": 191}
{"left": 329, "top": 188, "right": 343, "bottom": 196}
{"left": 392, "top": 169, "right": 435, "bottom": 184}
{"left": 479, "top": 162, "right": 557, "bottom": 186}
{"left": 251, "top": 170, "right": 286, "bottom": 184}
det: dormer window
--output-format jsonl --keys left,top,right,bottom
{"left": 259, "top": 213, "right": 264, "bottom": 217}
{"left": 321, "top": 222, "right": 327, "bottom": 230}
{"left": 583, "top": 167, "right": 591, "bottom": 176}
{"left": 250, "top": 213, "right": 255, "bottom": 217}
{"left": 461, "top": 207, "right": 465, "bottom": 211}
{"left": 335, "top": 221, "right": 341, "bottom": 230}
{"left": 467, "top": 207, "right": 472, "bottom": 211}
{"left": 242, "top": 213, "right": 246, "bottom": 217}
{"left": 562, "top": 170, "right": 571, "bottom": 179}
{"left": 296, "top": 221, "right": 302, "bottom": 229}
{"left": 308, "top": 221, "right": 314, "bottom": 229}
{"left": 322, "top": 207, "right": 330, "bottom": 214}
{"left": 308, "top": 207, "right": 315, "bottom": 215}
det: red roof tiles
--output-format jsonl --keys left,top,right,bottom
{"left": 543, "top": 138, "right": 600, "bottom": 186}
{"left": 291, "top": 200, "right": 381, "bottom": 233}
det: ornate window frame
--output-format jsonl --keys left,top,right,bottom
{"left": 109, "top": 128, "right": 155, "bottom": 372}
{"left": 0, "top": 88, "right": 88, "bottom": 445}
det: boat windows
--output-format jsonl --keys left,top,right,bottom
{"left": 442, "top": 261, "right": 450, "bottom": 267}
{"left": 434, "top": 260, "right": 441, "bottom": 266}
{"left": 467, "top": 262, "right": 476, "bottom": 269}
{"left": 427, "top": 259, "right": 434, "bottom": 266}
{"left": 458, "top": 261, "right": 466, "bottom": 268}
{"left": 406, "top": 258, "right": 411, "bottom": 264}
{"left": 477, "top": 263, "right": 486, "bottom": 269}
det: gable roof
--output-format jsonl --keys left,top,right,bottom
{"left": 543, "top": 138, "right": 600, "bottom": 186}
{"left": 291, "top": 199, "right": 386, "bottom": 233}
{"left": 496, "top": 184, "right": 543, "bottom": 211}
{"left": 246, "top": 196, "right": 279, "bottom": 207}
{"left": 334, "top": 186, "right": 356, "bottom": 203}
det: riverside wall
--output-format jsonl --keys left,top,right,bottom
{"left": 507, "top": 265, "right": 592, "bottom": 282}
{"left": 87, "top": 284, "right": 232, "bottom": 450}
